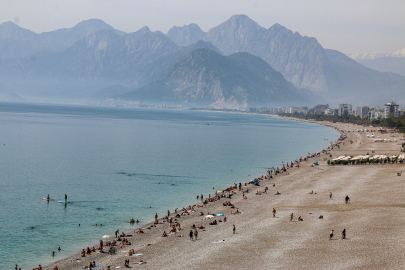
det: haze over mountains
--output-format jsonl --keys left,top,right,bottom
{"left": 118, "top": 48, "right": 312, "bottom": 108}
{"left": 345, "top": 48, "right": 405, "bottom": 77}
{"left": 0, "top": 15, "right": 404, "bottom": 108}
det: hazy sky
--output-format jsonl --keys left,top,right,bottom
{"left": 1, "top": 0, "right": 404, "bottom": 54}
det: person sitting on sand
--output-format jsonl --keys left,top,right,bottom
{"left": 199, "top": 212, "right": 204, "bottom": 216}
{"left": 298, "top": 216, "right": 303, "bottom": 221}
{"left": 275, "top": 191, "right": 281, "bottom": 195}
{"left": 209, "top": 220, "right": 217, "bottom": 225}
{"left": 161, "top": 231, "right": 168, "bottom": 237}
{"left": 136, "top": 228, "right": 144, "bottom": 233}
{"left": 54, "top": 266, "right": 58, "bottom": 270}
{"left": 84, "top": 261, "right": 93, "bottom": 269}
{"left": 308, "top": 190, "right": 313, "bottom": 194}
{"left": 231, "top": 209, "right": 240, "bottom": 214}
{"left": 319, "top": 215, "right": 324, "bottom": 219}
{"left": 90, "top": 247, "right": 96, "bottom": 252}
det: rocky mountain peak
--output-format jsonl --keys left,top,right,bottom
{"left": 68, "top": 19, "right": 115, "bottom": 36}
{"left": 166, "top": 23, "right": 206, "bottom": 46}
{"left": 139, "top": 26, "right": 151, "bottom": 34}
{"left": 0, "top": 21, "right": 37, "bottom": 40}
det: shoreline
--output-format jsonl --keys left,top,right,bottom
{"left": 41, "top": 118, "right": 343, "bottom": 270}
{"left": 44, "top": 120, "right": 405, "bottom": 270}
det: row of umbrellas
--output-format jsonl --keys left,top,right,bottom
{"left": 332, "top": 154, "right": 405, "bottom": 162}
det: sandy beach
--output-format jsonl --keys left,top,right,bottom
{"left": 43, "top": 120, "right": 405, "bottom": 270}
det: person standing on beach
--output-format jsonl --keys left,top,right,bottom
{"left": 342, "top": 229, "right": 346, "bottom": 239}
{"left": 330, "top": 192, "right": 332, "bottom": 199}
{"left": 233, "top": 225, "right": 236, "bottom": 234}
{"left": 189, "top": 230, "right": 193, "bottom": 241}
{"left": 272, "top": 208, "right": 276, "bottom": 218}
{"left": 290, "top": 213, "right": 294, "bottom": 221}
{"left": 345, "top": 195, "right": 350, "bottom": 204}
{"left": 329, "top": 230, "right": 334, "bottom": 240}
{"left": 155, "top": 213, "right": 158, "bottom": 222}
{"left": 100, "top": 239, "right": 103, "bottom": 251}
{"left": 194, "top": 229, "right": 198, "bottom": 240}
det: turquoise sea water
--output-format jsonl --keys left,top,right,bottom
{"left": 0, "top": 102, "right": 339, "bottom": 269}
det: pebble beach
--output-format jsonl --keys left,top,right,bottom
{"left": 42, "top": 120, "right": 405, "bottom": 270}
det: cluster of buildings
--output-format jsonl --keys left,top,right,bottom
{"left": 269, "top": 102, "right": 403, "bottom": 120}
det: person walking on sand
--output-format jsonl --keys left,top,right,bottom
{"left": 342, "top": 229, "right": 346, "bottom": 239}
{"left": 330, "top": 192, "right": 332, "bottom": 199}
{"left": 233, "top": 225, "right": 236, "bottom": 234}
{"left": 329, "top": 230, "right": 334, "bottom": 240}
{"left": 189, "top": 230, "right": 193, "bottom": 241}
{"left": 290, "top": 213, "right": 294, "bottom": 221}
{"left": 272, "top": 208, "right": 276, "bottom": 218}
{"left": 345, "top": 195, "right": 350, "bottom": 204}
{"left": 194, "top": 229, "right": 198, "bottom": 240}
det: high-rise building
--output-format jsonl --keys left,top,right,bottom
{"left": 354, "top": 106, "right": 370, "bottom": 119}
{"left": 338, "top": 104, "right": 352, "bottom": 116}
{"left": 384, "top": 101, "right": 399, "bottom": 118}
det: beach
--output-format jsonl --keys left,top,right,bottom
{"left": 43, "top": 120, "right": 405, "bottom": 270}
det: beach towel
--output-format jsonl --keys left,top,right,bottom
{"left": 212, "top": 240, "right": 225, "bottom": 243}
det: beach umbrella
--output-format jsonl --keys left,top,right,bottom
{"left": 205, "top": 215, "right": 215, "bottom": 219}
{"left": 217, "top": 213, "right": 224, "bottom": 216}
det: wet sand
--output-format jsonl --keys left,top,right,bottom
{"left": 44, "top": 121, "right": 405, "bottom": 270}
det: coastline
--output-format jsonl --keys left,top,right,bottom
{"left": 44, "top": 119, "right": 405, "bottom": 270}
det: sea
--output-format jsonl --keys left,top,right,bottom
{"left": 0, "top": 102, "right": 340, "bottom": 269}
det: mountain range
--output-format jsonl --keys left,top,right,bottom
{"left": 0, "top": 15, "right": 404, "bottom": 107}
{"left": 346, "top": 48, "right": 405, "bottom": 77}
{"left": 117, "top": 48, "right": 312, "bottom": 108}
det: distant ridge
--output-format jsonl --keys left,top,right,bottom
{"left": 0, "top": 19, "right": 125, "bottom": 59}
{"left": 119, "top": 48, "right": 310, "bottom": 108}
